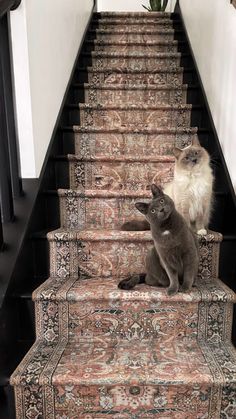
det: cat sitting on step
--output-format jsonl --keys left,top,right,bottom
{"left": 118, "top": 185, "right": 199, "bottom": 296}
{"left": 122, "top": 137, "right": 214, "bottom": 235}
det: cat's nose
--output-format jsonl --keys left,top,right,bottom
{"left": 159, "top": 208, "right": 164, "bottom": 212}
{"left": 192, "top": 158, "right": 197, "bottom": 164}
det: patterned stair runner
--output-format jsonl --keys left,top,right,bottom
{"left": 79, "top": 84, "right": 189, "bottom": 105}
{"left": 11, "top": 11, "right": 236, "bottom": 418}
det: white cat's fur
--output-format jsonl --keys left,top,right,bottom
{"left": 164, "top": 137, "right": 213, "bottom": 235}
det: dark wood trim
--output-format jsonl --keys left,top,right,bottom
{"left": 0, "top": 0, "right": 21, "bottom": 18}
{"left": 9, "top": 0, "right": 20, "bottom": 11}
{"left": 0, "top": 179, "right": 39, "bottom": 306}
{"left": 0, "top": 10, "right": 22, "bottom": 248}
{"left": 0, "top": 207, "right": 3, "bottom": 250}
{"left": 0, "top": 14, "right": 22, "bottom": 198}
{"left": 0, "top": 24, "right": 14, "bottom": 222}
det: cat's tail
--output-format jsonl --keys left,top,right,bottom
{"left": 121, "top": 220, "right": 150, "bottom": 231}
{"left": 118, "top": 273, "right": 146, "bottom": 290}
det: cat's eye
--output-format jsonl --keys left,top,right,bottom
{"left": 151, "top": 209, "right": 155, "bottom": 213}
{"left": 160, "top": 199, "right": 164, "bottom": 204}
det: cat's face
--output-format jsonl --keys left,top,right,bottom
{"left": 173, "top": 138, "right": 210, "bottom": 171}
{"left": 135, "top": 185, "right": 174, "bottom": 222}
{"left": 147, "top": 195, "right": 174, "bottom": 222}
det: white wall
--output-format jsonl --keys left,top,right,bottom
{"left": 10, "top": 0, "right": 94, "bottom": 178}
{"left": 97, "top": 0, "right": 176, "bottom": 12}
{"left": 180, "top": 0, "right": 236, "bottom": 190}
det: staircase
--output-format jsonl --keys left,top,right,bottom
{"left": 10, "top": 12, "right": 236, "bottom": 418}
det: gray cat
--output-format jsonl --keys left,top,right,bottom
{"left": 118, "top": 184, "right": 199, "bottom": 296}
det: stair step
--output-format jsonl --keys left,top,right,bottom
{"left": 76, "top": 66, "right": 198, "bottom": 86}
{"left": 68, "top": 154, "right": 174, "bottom": 191}
{"left": 87, "top": 28, "right": 185, "bottom": 42}
{"left": 10, "top": 337, "right": 236, "bottom": 417}
{"left": 88, "top": 26, "right": 184, "bottom": 33}
{"left": 33, "top": 276, "right": 235, "bottom": 343}
{"left": 72, "top": 83, "right": 197, "bottom": 106}
{"left": 62, "top": 126, "right": 213, "bottom": 159}
{"left": 50, "top": 188, "right": 230, "bottom": 233}
{"left": 91, "top": 20, "right": 182, "bottom": 32}
{"left": 92, "top": 17, "right": 181, "bottom": 24}
{"left": 74, "top": 83, "right": 201, "bottom": 106}
{"left": 67, "top": 103, "right": 199, "bottom": 128}
{"left": 48, "top": 228, "right": 222, "bottom": 280}
{"left": 59, "top": 188, "right": 226, "bottom": 231}
{"left": 67, "top": 126, "right": 198, "bottom": 159}
{"left": 85, "top": 38, "right": 188, "bottom": 45}
{"left": 58, "top": 188, "right": 161, "bottom": 229}
{"left": 88, "top": 28, "right": 185, "bottom": 43}
{"left": 94, "top": 11, "right": 176, "bottom": 18}
{"left": 86, "top": 39, "right": 187, "bottom": 46}
{"left": 85, "top": 40, "right": 187, "bottom": 54}
{"left": 80, "top": 51, "right": 192, "bottom": 70}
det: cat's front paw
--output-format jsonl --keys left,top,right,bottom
{"left": 167, "top": 286, "right": 178, "bottom": 296}
{"left": 197, "top": 228, "right": 207, "bottom": 236}
{"left": 179, "top": 285, "right": 191, "bottom": 293}
{"left": 118, "top": 278, "right": 133, "bottom": 290}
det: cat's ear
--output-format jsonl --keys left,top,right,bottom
{"left": 151, "top": 184, "right": 163, "bottom": 198}
{"left": 173, "top": 147, "right": 182, "bottom": 159}
{"left": 192, "top": 136, "right": 200, "bottom": 146}
{"left": 135, "top": 202, "right": 149, "bottom": 214}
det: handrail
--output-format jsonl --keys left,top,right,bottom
{"left": 0, "top": 0, "right": 21, "bottom": 18}
{"left": 0, "top": 1, "right": 22, "bottom": 249}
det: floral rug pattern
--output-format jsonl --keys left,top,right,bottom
{"left": 11, "top": 12, "right": 236, "bottom": 418}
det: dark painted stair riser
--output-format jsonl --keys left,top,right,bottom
{"left": 74, "top": 67, "right": 199, "bottom": 85}
{"left": 79, "top": 51, "right": 194, "bottom": 69}
{"left": 69, "top": 84, "right": 203, "bottom": 105}
{"left": 87, "top": 28, "right": 187, "bottom": 42}
{"left": 83, "top": 39, "right": 190, "bottom": 55}
{"left": 65, "top": 103, "right": 205, "bottom": 127}
{"left": 61, "top": 127, "right": 210, "bottom": 155}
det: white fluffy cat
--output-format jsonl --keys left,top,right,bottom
{"left": 164, "top": 137, "right": 214, "bottom": 235}
{"left": 122, "top": 137, "right": 214, "bottom": 235}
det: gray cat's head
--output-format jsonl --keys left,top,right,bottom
{"left": 135, "top": 184, "right": 174, "bottom": 223}
{"left": 173, "top": 136, "right": 210, "bottom": 171}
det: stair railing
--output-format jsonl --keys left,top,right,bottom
{"left": 0, "top": 0, "right": 22, "bottom": 250}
